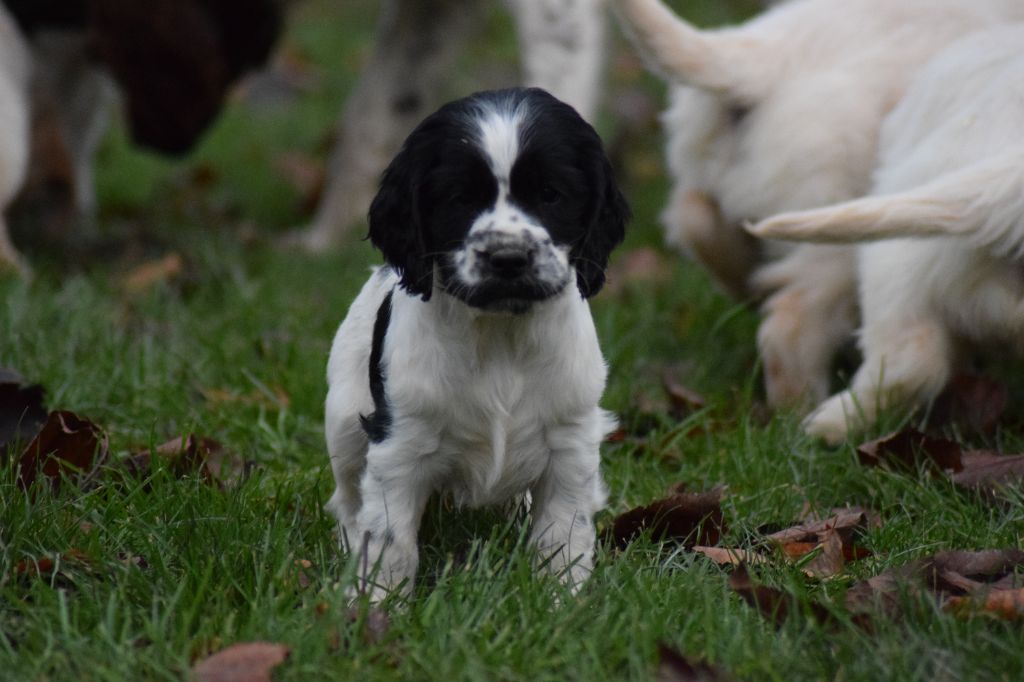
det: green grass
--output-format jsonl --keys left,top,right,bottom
{"left": 2, "top": 1, "right": 1023, "bottom": 679}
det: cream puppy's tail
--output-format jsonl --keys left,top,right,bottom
{"left": 612, "top": 0, "right": 772, "bottom": 100}
{"left": 749, "top": 151, "right": 1024, "bottom": 257}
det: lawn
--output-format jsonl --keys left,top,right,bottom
{"left": 2, "top": 1, "right": 1022, "bottom": 680}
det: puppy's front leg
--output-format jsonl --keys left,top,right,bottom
{"left": 531, "top": 419, "right": 607, "bottom": 592}
{"left": 354, "top": 439, "right": 434, "bottom": 601}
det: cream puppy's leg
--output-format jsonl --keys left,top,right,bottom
{"left": 753, "top": 244, "right": 858, "bottom": 409}
{"left": 802, "top": 241, "right": 955, "bottom": 443}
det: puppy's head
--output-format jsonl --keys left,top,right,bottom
{"left": 368, "top": 88, "right": 629, "bottom": 313}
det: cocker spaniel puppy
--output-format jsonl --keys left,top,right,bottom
{"left": 324, "top": 87, "right": 628, "bottom": 600}
{"left": 613, "top": 0, "right": 1024, "bottom": 409}
{"left": 752, "top": 26, "right": 1024, "bottom": 442}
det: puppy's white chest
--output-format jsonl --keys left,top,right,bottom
{"left": 437, "top": 363, "right": 552, "bottom": 507}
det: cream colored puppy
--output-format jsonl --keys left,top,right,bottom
{"left": 614, "top": 0, "right": 1024, "bottom": 408}
{"left": 752, "top": 26, "right": 1024, "bottom": 442}
{"left": 0, "top": 4, "right": 31, "bottom": 276}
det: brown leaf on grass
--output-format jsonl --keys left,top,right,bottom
{"left": 857, "top": 429, "right": 963, "bottom": 473}
{"left": 656, "top": 642, "right": 728, "bottom": 682}
{"left": 607, "top": 487, "right": 726, "bottom": 550}
{"left": 602, "top": 247, "right": 672, "bottom": 296}
{"left": 946, "top": 588, "right": 1024, "bottom": 620}
{"left": 17, "top": 411, "right": 108, "bottom": 490}
{"left": 120, "top": 253, "right": 184, "bottom": 294}
{"left": 124, "top": 435, "right": 248, "bottom": 486}
{"left": 662, "top": 374, "right": 707, "bottom": 417}
{"left": 273, "top": 152, "right": 325, "bottom": 213}
{"left": 0, "top": 369, "right": 47, "bottom": 454}
{"left": 859, "top": 430, "right": 1024, "bottom": 495}
{"left": 844, "top": 549, "right": 1024, "bottom": 619}
{"left": 728, "top": 564, "right": 835, "bottom": 627}
{"left": 931, "top": 372, "right": 1008, "bottom": 432}
{"left": 191, "top": 642, "right": 289, "bottom": 682}
{"left": 765, "top": 509, "right": 875, "bottom": 573}
{"left": 199, "top": 386, "right": 291, "bottom": 411}
{"left": 951, "top": 451, "right": 1024, "bottom": 495}
{"left": 692, "top": 546, "right": 766, "bottom": 567}
{"left": 13, "top": 549, "right": 92, "bottom": 579}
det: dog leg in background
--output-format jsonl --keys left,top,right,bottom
{"left": 29, "top": 32, "right": 116, "bottom": 217}
{"left": 804, "top": 308, "right": 954, "bottom": 445}
{"left": 294, "top": 0, "right": 487, "bottom": 252}
{"left": 752, "top": 244, "right": 858, "bottom": 409}
{"left": 507, "top": 0, "right": 606, "bottom": 121}
{"left": 0, "top": 6, "right": 32, "bottom": 276}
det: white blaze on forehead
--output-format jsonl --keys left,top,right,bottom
{"left": 474, "top": 101, "right": 529, "bottom": 183}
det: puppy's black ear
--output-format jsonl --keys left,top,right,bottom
{"left": 573, "top": 156, "right": 630, "bottom": 298}
{"left": 368, "top": 142, "right": 434, "bottom": 300}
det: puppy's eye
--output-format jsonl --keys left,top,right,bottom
{"left": 540, "top": 184, "right": 561, "bottom": 205}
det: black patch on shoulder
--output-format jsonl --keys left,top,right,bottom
{"left": 360, "top": 291, "right": 394, "bottom": 443}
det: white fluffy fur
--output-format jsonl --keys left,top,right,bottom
{"left": 752, "top": 26, "right": 1024, "bottom": 442}
{"left": 324, "top": 105, "right": 613, "bottom": 600}
{"left": 0, "top": 5, "right": 31, "bottom": 275}
{"left": 614, "top": 0, "right": 1024, "bottom": 408}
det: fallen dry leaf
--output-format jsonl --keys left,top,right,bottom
{"left": 13, "top": 549, "right": 92, "bottom": 579}
{"left": 844, "top": 549, "right": 1024, "bottom": 620}
{"left": 124, "top": 434, "right": 248, "bottom": 486}
{"left": 728, "top": 564, "right": 834, "bottom": 627}
{"left": 656, "top": 642, "right": 728, "bottom": 682}
{"left": 946, "top": 588, "right": 1024, "bottom": 620}
{"left": 858, "top": 429, "right": 1024, "bottom": 496}
{"left": 120, "top": 253, "right": 184, "bottom": 294}
{"left": 931, "top": 372, "right": 1008, "bottom": 432}
{"left": 951, "top": 451, "right": 1024, "bottom": 495}
{"left": 192, "top": 642, "right": 289, "bottom": 682}
{"left": 602, "top": 247, "right": 672, "bottom": 296}
{"left": 606, "top": 487, "right": 726, "bottom": 550}
{"left": 692, "top": 546, "right": 766, "bottom": 566}
{"left": 17, "top": 410, "right": 108, "bottom": 490}
{"left": 273, "top": 152, "right": 325, "bottom": 212}
{"left": 857, "top": 429, "right": 963, "bottom": 473}
{"left": 662, "top": 373, "right": 707, "bottom": 417}
{"left": 0, "top": 369, "right": 47, "bottom": 454}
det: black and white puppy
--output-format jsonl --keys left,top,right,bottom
{"left": 324, "top": 87, "right": 628, "bottom": 600}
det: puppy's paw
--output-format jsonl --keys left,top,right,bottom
{"left": 802, "top": 393, "right": 857, "bottom": 445}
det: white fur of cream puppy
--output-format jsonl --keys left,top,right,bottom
{"left": 324, "top": 88, "right": 628, "bottom": 600}
{"left": 752, "top": 25, "right": 1024, "bottom": 443}
{"left": 613, "top": 0, "right": 1024, "bottom": 408}
{"left": 0, "top": 4, "right": 31, "bottom": 275}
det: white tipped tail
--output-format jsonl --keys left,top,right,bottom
{"left": 749, "top": 150, "right": 1024, "bottom": 256}
{"left": 613, "top": 0, "right": 769, "bottom": 100}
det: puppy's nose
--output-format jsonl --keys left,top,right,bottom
{"left": 482, "top": 246, "right": 533, "bottom": 279}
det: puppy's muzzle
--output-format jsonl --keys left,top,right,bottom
{"left": 475, "top": 243, "right": 535, "bottom": 280}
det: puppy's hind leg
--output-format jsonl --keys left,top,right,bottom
{"left": 754, "top": 244, "right": 858, "bottom": 410}
{"left": 804, "top": 316, "right": 954, "bottom": 444}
